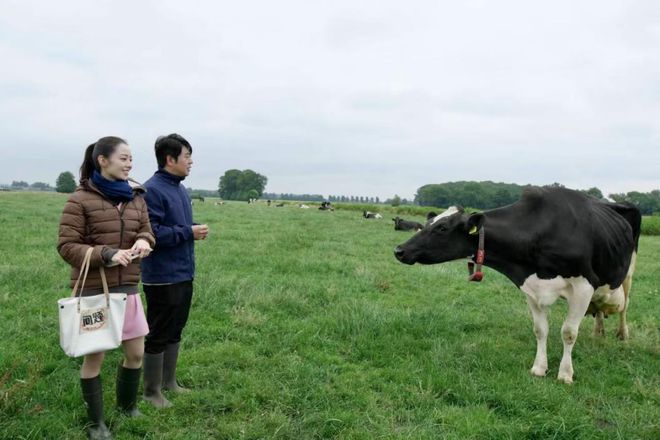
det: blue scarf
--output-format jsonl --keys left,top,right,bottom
{"left": 91, "top": 170, "right": 134, "bottom": 204}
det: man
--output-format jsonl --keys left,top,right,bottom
{"left": 140, "top": 134, "right": 209, "bottom": 408}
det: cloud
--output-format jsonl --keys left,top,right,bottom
{"left": 1, "top": 0, "right": 658, "bottom": 199}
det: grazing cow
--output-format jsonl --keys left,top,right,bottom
{"left": 392, "top": 216, "right": 424, "bottom": 231}
{"left": 299, "top": 204, "right": 310, "bottom": 209}
{"left": 394, "top": 187, "right": 641, "bottom": 384}
{"left": 363, "top": 210, "right": 382, "bottom": 219}
{"left": 426, "top": 211, "right": 438, "bottom": 222}
{"left": 319, "top": 201, "right": 334, "bottom": 211}
{"left": 214, "top": 201, "right": 225, "bottom": 206}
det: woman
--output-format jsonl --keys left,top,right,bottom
{"left": 57, "top": 136, "right": 155, "bottom": 440}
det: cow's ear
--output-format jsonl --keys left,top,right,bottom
{"left": 465, "top": 213, "right": 485, "bottom": 235}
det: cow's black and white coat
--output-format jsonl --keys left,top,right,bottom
{"left": 394, "top": 187, "right": 641, "bottom": 383}
{"left": 393, "top": 217, "right": 424, "bottom": 231}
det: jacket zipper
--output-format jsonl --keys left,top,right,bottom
{"left": 118, "top": 202, "right": 129, "bottom": 286}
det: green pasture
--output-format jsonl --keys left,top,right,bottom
{"left": 0, "top": 192, "right": 658, "bottom": 439}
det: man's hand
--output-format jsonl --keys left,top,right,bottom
{"left": 192, "top": 224, "right": 209, "bottom": 240}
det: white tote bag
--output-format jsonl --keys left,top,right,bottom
{"left": 58, "top": 248, "right": 127, "bottom": 357}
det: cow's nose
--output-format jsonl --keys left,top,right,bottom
{"left": 394, "top": 246, "right": 405, "bottom": 261}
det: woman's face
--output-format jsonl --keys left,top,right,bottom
{"left": 99, "top": 143, "right": 132, "bottom": 181}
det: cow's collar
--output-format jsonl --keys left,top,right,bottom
{"left": 468, "top": 227, "right": 485, "bottom": 282}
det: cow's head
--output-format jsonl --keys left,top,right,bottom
{"left": 394, "top": 206, "right": 484, "bottom": 265}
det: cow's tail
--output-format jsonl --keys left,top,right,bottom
{"left": 606, "top": 202, "right": 640, "bottom": 339}
{"left": 609, "top": 202, "right": 642, "bottom": 251}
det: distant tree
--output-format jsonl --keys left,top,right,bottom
{"left": 375, "top": 196, "right": 380, "bottom": 204}
{"left": 56, "top": 172, "right": 76, "bottom": 193}
{"left": 390, "top": 194, "right": 401, "bottom": 207}
{"left": 625, "top": 191, "right": 660, "bottom": 215}
{"left": 247, "top": 189, "right": 259, "bottom": 200}
{"left": 30, "top": 182, "right": 52, "bottom": 191}
{"left": 11, "top": 180, "right": 29, "bottom": 188}
{"left": 582, "top": 187, "right": 604, "bottom": 200}
{"left": 492, "top": 188, "right": 512, "bottom": 206}
{"left": 609, "top": 193, "right": 627, "bottom": 203}
{"left": 219, "top": 169, "right": 267, "bottom": 201}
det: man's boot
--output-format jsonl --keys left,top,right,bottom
{"left": 80, "top": 375, "right": 112, "bottom": 440}
{"left": 142, "top": 352, "right": 172, "bottom": 408}
{"left": 116, "top": 365, "right": 142, "bottom": 417}
{"left": 162, "top": 342, "right": 190, "bottom": 393}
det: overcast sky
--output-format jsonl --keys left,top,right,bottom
{"left": 2, "top": 0, "right": 658, "bottom": 199}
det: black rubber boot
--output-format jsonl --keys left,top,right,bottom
{"left": 116, "top": 365, "right": 142, "bottom": 417}
{"left": 142, "top": 352, "right": 172, "bottom": 408}
{"left": 162, "top": 342, "right": 190, "bottom": 393}
{"left": 80, "top": 376, "right": 112, "bottom": 440}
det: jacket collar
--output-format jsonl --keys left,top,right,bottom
{"left": 156, "top": 169, "right": 186, "bottom": 184}
{"left": 79, "top": 178, "right": 146, "bottom": 198}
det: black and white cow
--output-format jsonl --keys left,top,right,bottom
{"left": 394, "top": 187, "right": 641, "bottom": 384}
{"left": 363, "top": 210, "right": 382, "bottom": 219}
{"left": 392, "top": 216, "right": 424, "bottom": 231}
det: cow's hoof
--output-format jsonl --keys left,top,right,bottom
{"left": 593, "top": 326, "right": 605, "bottom": 337}
{"left": 616, "top": 327, "right": 629, "bottom": 341}
{"left": 557, "top": 372, "right": 573, "bottom": 384}
{"left": 530, "top": 366, "right": 547, "bottom": 377}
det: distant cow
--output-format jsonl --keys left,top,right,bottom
{"left": 319, "top": 201, "right": 334, "bottom": 211}
{"left": 214, "top": 201, "right": 225, "bottom": 206}
{"left": 363, "top": 211, "right": 382, "bottom": 219}
{"left": 394, "top": 187, "right": 641, "bottom": 384}
{"left": 275, "top": 202, "right": 285, "bottom": 207}
{"left": 392, "top": 217, "right": 423, "bottom": 231}
{"left": 426, "top": 211, "right": 438, "bottom": 222}
{"left": 299, "top": 204, "right": 310, "bottom": 209}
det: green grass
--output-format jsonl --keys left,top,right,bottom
{"left": 641, "top": 216, "right": 660, "bottom": 236}
{"left": 1, "top": 192, "right": 658, "bottom": 439}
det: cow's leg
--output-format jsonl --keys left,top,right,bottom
{"left": 618, "top": 252, "right": 637, "bottom": 340}
{"left": 616, "top": 276, "right": 632, "bottom": 340}
{"left": 593, "top": 311, "right": 605, "bottom": 337}
{"left": 525, "top": 296, "right": 549, "bottom": 377}
{"left": 558, "top": 279, "right": 593, "bottom": 384}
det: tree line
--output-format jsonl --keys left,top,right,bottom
{"left": 11, "top": 171, "right": 660, "bottom": 215}
{"left": 415, "top": 181, "right": 660, "bottom": 214}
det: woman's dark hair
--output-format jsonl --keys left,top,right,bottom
{"left": 79, "top": 136, "right": 127, "bottom": 183}
{"left": 155, "top": 133, "right": 192, "bottom": 169}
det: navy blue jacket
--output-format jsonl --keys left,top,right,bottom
{"left": 141, "top": 170, "right": 195, "bottom": 284}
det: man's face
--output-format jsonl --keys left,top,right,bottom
{"left": 168, "top": 147, "right": 193, "bottom": 177}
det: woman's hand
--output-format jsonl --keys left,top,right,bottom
{"left": 131, "top": 239, "right": 152, "bottom": 258}
{"left": 111, "top": 249, "right": 135, "bottom": 267}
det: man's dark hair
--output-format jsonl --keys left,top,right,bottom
{"left": 155, "top": 133, "right": 193, "bottom": 169}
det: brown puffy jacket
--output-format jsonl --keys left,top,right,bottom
{"left": 57, "top": 179, "right": 156, "bottom": 290}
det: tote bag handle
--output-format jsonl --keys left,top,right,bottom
{"left": 69, "top": 247, "right": 111, "bottom": 312}
{"left": 70, "top": 247, "right": 94, "bottom": 299}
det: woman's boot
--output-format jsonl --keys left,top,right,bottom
{"left": 80, "top": 375, "right": 112, "bottom": 440}
{"left": 116, "top": 365, "right": 142, "bottom": 417}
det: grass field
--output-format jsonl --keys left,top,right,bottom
{"left": 0, "top": 192, "right": 658, "bottom": 440}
